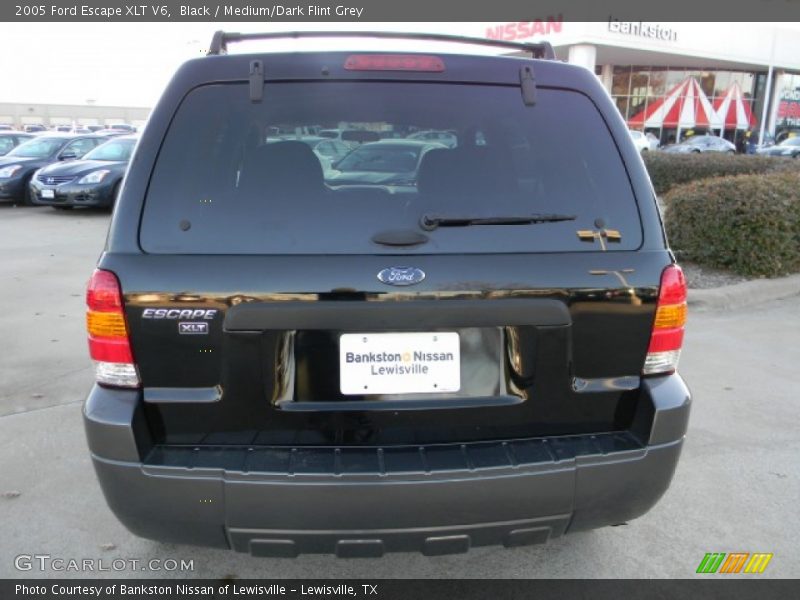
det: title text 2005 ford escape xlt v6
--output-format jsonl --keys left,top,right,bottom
{"left": 83, "top": 32, "right": 691, "bottom": 557}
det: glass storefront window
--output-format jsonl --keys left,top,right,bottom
{"left": 741, "top": 73, "right": 755, "bottom": 96}
{"left": 612, "top": 66, "right": 765, "bottom": 144}
{"left": 612, "top": 66, "right": 631, "bottom": 96}
{"left": 645, "top": 96, "right": 662, "bottom": 113}
{"left": 628, "top": 96, "right": 647, "bottom": 121}
{"left": 665, "top": 69, "right": 688, "bottom": 89}
{"left": 631, "top": 69, "right": 650, "bottom": 86}
{"left": 699, "top": 72, "right": 716, "bottom": 97}
{"left": 630, "top": 69, "right": 649, "bottom": 115}
{"left": 614, "top": 96, "right": 630, "bottom": 121}
{"left": 648, "top": 69, "right": 667, "bottom": 96}
{"left": 713, "top": 72, "right": 731, "bottom": 97}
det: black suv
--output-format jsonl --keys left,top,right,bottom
{"left": 83, "top": 32, "right": 691, "bottom": 557}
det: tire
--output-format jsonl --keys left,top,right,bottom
{"left": 21, "top": 179, "right": 34, "bottom": 206}
{"left": 727, "top": 150, "right": 735, "bottom": 154}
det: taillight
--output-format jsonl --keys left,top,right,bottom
{"left": 643, "top": 264, "right": 687, "bottom": 376}
{"left": 344, "top": 54, "right": 445, "bottom": 72}
{"left": 86, "top": 269, "right": 140, "bottom": 388}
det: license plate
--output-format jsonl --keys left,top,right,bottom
{"left": 340, "top": 332, "right": 460, "bottom": 395}
{"left": 41, "top": 189, "right": 55, "bottom": 199}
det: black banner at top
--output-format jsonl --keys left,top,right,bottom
{"left": 3, "top": 0, "right": 800, "bottom": 22}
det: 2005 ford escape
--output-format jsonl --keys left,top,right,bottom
{"left": 83, "top": 31, "right": 691, "bottom": 557}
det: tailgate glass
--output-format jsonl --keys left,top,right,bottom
{"left": 141, "top": 82, "right": 641, "bottom": 254}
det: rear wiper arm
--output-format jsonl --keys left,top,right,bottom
{"left": 420, "top": 213, "right": 576, "bottom": 231}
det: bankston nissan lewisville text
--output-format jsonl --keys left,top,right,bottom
{"left": 345, "top": 351, "right": 456, "bottom": 364}
{"left": 345, "top": 350, "right": 456, "bottom": 376}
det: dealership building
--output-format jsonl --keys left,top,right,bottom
{"left": 483, "top": 21, "right": 800, "bottom": 145}
{"left": 0, "top": 102, "right": 150, "bottom": 131}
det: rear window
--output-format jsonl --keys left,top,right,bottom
{"left": 141, "top": 81, "right": 642, "bottom": 254}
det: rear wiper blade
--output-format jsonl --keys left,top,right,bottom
{"left": 420, "top": 213, "right": 576, "bottom": 231}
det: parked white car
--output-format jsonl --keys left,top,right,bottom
{"left": 645, "top": 132, "right": 661, "bottom": 150}
{"left": 629, "top": 130, "right": 651, "bottom": 153}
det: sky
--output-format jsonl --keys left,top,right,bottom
{"left": 2, "top": 22, "right": 498, "bottom": 107}
{"left": 2, "top": 22, "right": 798, "bottom": 108}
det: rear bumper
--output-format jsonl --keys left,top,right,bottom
{"left": 84, "top": 374, "right": 691, "bottom": 556}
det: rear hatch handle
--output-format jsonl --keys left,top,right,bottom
{"left": 224, "top": 298, "right": 571, "bottom": 332}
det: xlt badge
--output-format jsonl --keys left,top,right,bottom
{"left": 377, "top": 266, "right": 426, "bottom": 286}
{"left": 179, "top": 322, "right": 209, "bottom": 335}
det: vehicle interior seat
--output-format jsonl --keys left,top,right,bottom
{"left": 417, "top": 145, "right": 519, "bottom": 207}
{"left": 238, "top": 140, "right": 327, "bottom": 199}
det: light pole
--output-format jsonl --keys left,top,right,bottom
{"left": 758, "top": 31, "right": 776, "bottom": 148}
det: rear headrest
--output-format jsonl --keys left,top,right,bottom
{"left": 240, "top": 141, "right": 324, "bottom": 196}
{"left": 417, "top": 146, "right": 517, "bottom": 198}
{"left": 416, "top": 148, "right": 456, "bottom": 197}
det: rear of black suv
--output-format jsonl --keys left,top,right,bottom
{"left": 83, "top": 35, "right": 691, "bottom": 557}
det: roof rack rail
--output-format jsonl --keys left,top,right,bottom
{"left": 207, "top": 30, "right": 556, "bottom": 60}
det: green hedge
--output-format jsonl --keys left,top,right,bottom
{"left": 643, "top": 152, "right": 795, "bottom": 195}
{"left": 664, "top": 171, "right": 800, "bottom": 277}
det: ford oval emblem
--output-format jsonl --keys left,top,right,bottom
{"left": 377, "top": 266, "right": 426, "bottom": 286}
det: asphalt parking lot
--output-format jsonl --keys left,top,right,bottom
{"left": 0, "top": 204, "right": 798, "bottom": 579}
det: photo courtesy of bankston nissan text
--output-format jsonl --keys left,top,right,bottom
{"left": 15, "top": 583, "right": 379, "bottom": 596}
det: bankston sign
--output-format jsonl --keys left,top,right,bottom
{"left": 484, "top": 17, "right": 677, "bottom": 43}
{"left": 607, "top": 19, "right": 678, "bottom": 42}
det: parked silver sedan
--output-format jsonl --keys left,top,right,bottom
{"left": 662, "top": 134, "right": 736, "bottom": 154}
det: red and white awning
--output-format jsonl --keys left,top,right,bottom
{"left": 713, "top": 82, "right": 756, "bottom": 130}
{"left": 628, "top": 77, "right": 723, "bottom": 131}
